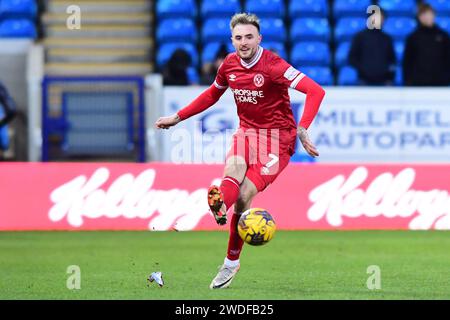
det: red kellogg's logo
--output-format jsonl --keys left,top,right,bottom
{"left": 307, "top": 166, "right": 450, "bottom": 230}
{"left": 48, "top": 168, "right": 220, "bottom": 231}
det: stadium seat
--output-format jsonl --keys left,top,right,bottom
{"left": 187, "top": 66, "right": 199, "bottom": 84}
{"left": 245, "top": 0, "right": 285, "bottom": 18}
{"left": 157, "top": 42, "right": 199, "bottom": 68}
{"left": 335, "top": 41, "right": 351, "bottom": 68}
{"left": 200, "top": 0, "right": 241, "bottom": 18}
{"left": 299, "top": 66, "right": 333, "bottom": 85}
{"left": 289, "top": 0, "right": 328, "bottom": 18}
{"left": 425, "top": 0, "right": 450, "bottom": 15}
{"left": 290, "top": 42, "right": 331, "bottom": 66}
{"left": 262, "top": 41, "right": 287, "bottom": 60}
{"left": 394, "top": 41, "right": 405, "bottom": 63}
{"left": 0, "top": 0, "right": 37, "bottom": 20}
{"left": 378, "top": 0, "right": 416, "bottom": 17}
{"left": 384, "top": 18, "right": 417, "bottom": 41}
{"left": 333, "top": 0, "right": 371, "bottom": 17}
{"left": 202, "top": 18, "right": 231, "bottom": 42}
{"left": 334, "top": 17, "right": 366, "bottom": 43}
{"left": 0, "top": 108, "right": 9, "bottom": 151}
{"left": 337, "top": 66, "right": 358, "bottom": 85}
{"left": 0, "top": 125, "right": 8, "bottom": 150}
{"left": 0, "top": 19, "right": 36, "bottom": 38}
{"left": 201, "top": 42, "right": 234, "bottom": 64}
{"left": 436, "top": 17, "right": 450, "bottom": 35}
{"left": 260, "top": 18, "right": 286, "bottom": 42}
{"left": 395, "top": 66, "right": 403, "bottom": 86}
{"left": 156, "top": 18, "right": 197, "bottom": 44}
{"left": 290, "top": 18, "right": 330, "bottom": 42}
{"left": 156, "top": 0, "right": 197, "bottom": 19}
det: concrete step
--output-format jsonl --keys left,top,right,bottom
{"left": 45, "top": 24, "right": 151, "bottom": 38}
{"left": 42, "top": 12, "right": 153, "bottom": 25}
{"left": 45, "top": 62, "right": 153, "bottom": 75}
{"left": 43, "top": 37, "right": 153, "bottom": 49}
{"left": 46, "top": 0, "right": 152, "bottom": 14}
{"left": 47, "top": 48, "right": 151, "bottom": 63}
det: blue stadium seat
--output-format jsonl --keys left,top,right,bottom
{"left": 245, "top": 0, "right": 285, "bottom": 18}
{"left": 260, "top": 18, "right": 286, "bottom": 42}
{"left": 202, "top": 18, "right": 230, "bottom": 42}
{"left": 335, "top": 41, "right": 351, "bottom": 67}
{"left": 425, "top": 0, "right": 450, "bottom": 15}
{"left": 300, "top": 66, "right": 333, "bottom": 85}
{"left": 291, "top": 18, "right": 330, "bottom": 42}
{"left": 201, "top": 0, "right": 241, "bottom": 18}
{"left": 395, "top": 66, "right": 403, "bottom": 86}
{"left": 156, "top": 19, "right": 197, "bottom": 44}
{"left": 290, "top": 42, "right": 331, "bottom": 66}
{"left": 289, "top": 0, "right": 328, "bottom": 18}
{"left": 262, "top": 41, "right": 287, "bottom": 60}
{"left": 394, "top": 41, "right": 405, "bottom": 62}
{"left": 378, "top": 0, "right": 416, "bottom": 17}
{"left": 0, "top": 0, "right": 37, "bottom": 20}
{"left": 384, "top": 18, "right": 417, "bottom": 41}
{"left": 187, "top": 66, "right": 199, "bottom": 84}
{"left": 0, "top": 107, "right": 9, "bottom": 151}
{"left": 436, "top": 17, "right": 450, "bottom": 35}
{"left": 337, "top": 66, "right": 358, "bottom": 85}
{"left": 334, "top": 17, "right": 366, "bottom": 43}
{"left": 156, "top": 0, "right": 197, "bottom": 19}
{"left": 157, "top": 42, "right": 199, "bottom": 68}
{"left": 333, "top": 0, "right": 371, "bottom": 17}
{"left": 0, "top": 19, "right": 36, "bottom": 38}
{"left": 0, "top": 125, "right": 8, "bottom": 150}
{"left": 201, "top": 42, "right": 234, "bottom": 64}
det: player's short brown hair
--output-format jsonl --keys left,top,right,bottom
{"left": 230, "top": 13, "right": 260, "bottom": 33}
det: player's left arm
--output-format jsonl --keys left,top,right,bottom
{"left": 269, "top": 55, "right": 325, "bottom": 157}
{"left": 294, "top": 76, "right": 325, "bottom": 157}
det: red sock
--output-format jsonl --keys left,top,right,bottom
{"left": 227, "top": 213, "right": 244, "bottom": 261}
{"left": 220, "top": 176, "right": 240, "bottom": 210}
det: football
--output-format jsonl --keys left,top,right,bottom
{"left": 237, "top": 208, "right": 276, "bottom": 246}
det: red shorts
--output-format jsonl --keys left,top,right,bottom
{"left": 226, "top": 127, "right": 297, "bottom": 192}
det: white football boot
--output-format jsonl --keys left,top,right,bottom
{"left": 209, "top": 260, "right": 240, "bottom": 289}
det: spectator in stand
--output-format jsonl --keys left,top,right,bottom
{"left": 403, "top": 3, "right": 450, "bottom": 86}
{"left": 162, "top": 48, "right": 192, "bottom": 86}
{"left": 349, "top": 9, "right": 396, "bottom": 85}
{"left": 201, "top": 44, "right": 229, "bottom": 85}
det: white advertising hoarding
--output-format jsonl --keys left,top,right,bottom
{"left": 160, "top": 87, "right": 450, "bottom": 163}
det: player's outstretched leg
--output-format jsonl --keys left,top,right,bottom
{"left": 208, "top": 155, "right": 246, "bottom": 225}
{"left": 210, "top": 178, "right": 257, "bottom": 289}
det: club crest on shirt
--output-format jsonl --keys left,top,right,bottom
{"left": 253, "top": 74, "right": 264, "bottom": 87}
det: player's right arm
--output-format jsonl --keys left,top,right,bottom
{"left": 155, "top": 59, "right": 229, "bottom": 130}
{"left": 154, "top": 85, "right": 227, "bottom": 129}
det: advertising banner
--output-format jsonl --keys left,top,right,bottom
{"left": 161, "top": 87, "right": 450, "bottom": 163}
{"left": 1, "top": 162, "right": 449, "bottom": 231}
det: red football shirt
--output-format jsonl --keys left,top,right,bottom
{"left": 214, "top": 46, "right": 305, "bottom": 130}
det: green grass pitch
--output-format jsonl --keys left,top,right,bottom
{"left": 1, "top": 230, "right": 449, "bottom": 299}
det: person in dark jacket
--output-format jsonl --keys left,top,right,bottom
{"left": 403, "top": 3, "right": 450, "bottom": 86}
{"left": 349, "top": 9, "right": 396, "bottom": 85}
{"left": 200, "top": 43, "right": 229, "bottom": 85}
{"left": 162, "top": 48, "right": 192, "bottom": 86}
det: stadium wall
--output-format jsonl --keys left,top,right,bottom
{"left": 1, "top": 162, "right": 449, "bottom": 231}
